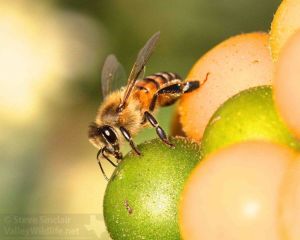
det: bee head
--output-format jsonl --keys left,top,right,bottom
{"left": 88, "top": 123, "right": 121, "bottom": 157}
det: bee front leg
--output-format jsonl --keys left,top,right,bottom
{"left": 96, "top": 147, "right": 117, "bottom": 181}
{"left": 120, "top": 126, "right": 141, "bottom": 156}
{"left": 144, "top": 111, "right": 174, "bottom": 148}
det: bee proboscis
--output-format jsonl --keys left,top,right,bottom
{"left": 88, "top": 32, "right": 208, "bottom": 180}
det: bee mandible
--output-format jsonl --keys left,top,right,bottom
{"left": 88, "top": 32, "right": 208, "bottom": 180}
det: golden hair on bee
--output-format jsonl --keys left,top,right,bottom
{"left": 88, "top": 32, "right": 207, "bottom": 180}
{"left": 94, "top": 89, "right": 143, "bottom": 141}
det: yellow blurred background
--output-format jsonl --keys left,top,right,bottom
{"left": 0, "top": 0, "right": 280, "bottom": 239}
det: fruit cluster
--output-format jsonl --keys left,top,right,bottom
{"left": 178, "top": 0, "right": 300, "bottom": 239}
{"left": 104, "top": 1, "right": 300, "bottom": 239}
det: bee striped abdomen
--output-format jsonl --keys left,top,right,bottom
{"left": 134, "top": 72, "right": 182, "bottom": 110}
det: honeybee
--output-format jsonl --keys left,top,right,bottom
{"left": 88, "top": 32, "right": 208, "bottom": 180}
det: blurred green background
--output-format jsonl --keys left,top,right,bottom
{"left": 0, "top": 0, "right": 280, "bottom": 239}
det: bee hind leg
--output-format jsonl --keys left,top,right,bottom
{"left": 144, "top": 111, "right": 174, "bottom": 148}
{"left": 97, "top": 147, "right": 117, "bottom": 181}
{"left": 149, "top": 81, "right": 200, "bottom": 111}
{"left": 149, "top": 72, "right": 210, "bottom": 111}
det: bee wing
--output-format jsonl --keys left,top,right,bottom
{"left": 101, "top": 54, "right": 126, "bottom": 99}
{"left": 118, "top": 32, "right": 160, "bottom": 110}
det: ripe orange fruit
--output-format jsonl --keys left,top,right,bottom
{"left": 179, "top": 141, "right": 296, "bottom": 240}
{"left": 178, "top": 32, "right": 273, "bottom": 141}
{"left": 273, "top": 29, "right": 300, "bottom": 139}
{"left": 270, "top": 0, "right": 300, "bottom": 61}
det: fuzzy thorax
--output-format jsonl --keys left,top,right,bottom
{"left": 96, "top": 89, "right": 143, "bottom": 135}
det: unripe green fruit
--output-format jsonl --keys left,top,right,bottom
{"left": 103, "top": 137, "right": 201, "bottom": 240}
{"left": 201, "top": 86, "right": 300, "bottom": 156}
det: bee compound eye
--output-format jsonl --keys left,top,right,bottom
{"left": 101, "top": 125, "right": 118, "bottom": 144}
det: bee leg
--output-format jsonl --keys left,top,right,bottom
{"left": 149, "top": 83, "right": 181, "bottom": 111}
{"left": 120, "top": 126, "right": 141, "bottom": 155}
{"left": 97, "top": 148, "right": 117, "bottom": 181}
{"left": 144, "top": 111, "right": 174, "bottom": 148}
{"left": 96, "top": 149, "right": 109, "bottom": 181}
{"left": 149, "top": 73, "right": 209, "bottom": 111}
{"left": 182, "top": 72, "right": 209, "bottom": 94}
